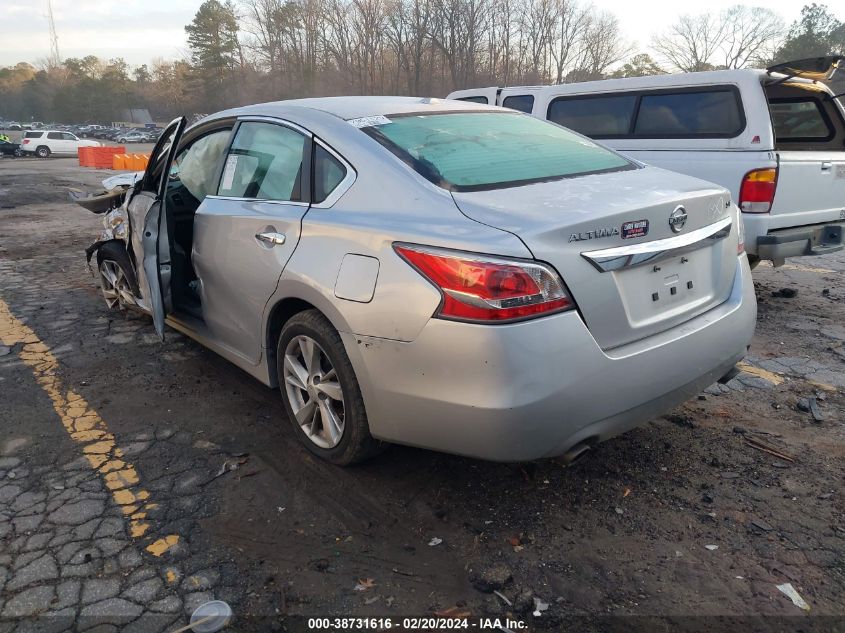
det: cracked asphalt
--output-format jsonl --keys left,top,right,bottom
{"left": 1, "top": 156, "right": 844, "bottom": 632}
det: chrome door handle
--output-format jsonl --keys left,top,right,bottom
{"left": 821, "top": 162, "right": 832, "bottom": 172}
{"left": 255, "top": 232, "right": 286, "bottom": 245}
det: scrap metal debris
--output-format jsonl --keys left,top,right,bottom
{"left": 354, "top": 578, "right": 377, "bottom": 591}
{"left": 776, "top": 582, "right": 810, "bottom": 611}
{"left": 532, "top": 597, "right": 549, "bottom": 617}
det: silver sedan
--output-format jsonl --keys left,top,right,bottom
{"left": 85, "top": 97, "right": 756, "bottom": 464}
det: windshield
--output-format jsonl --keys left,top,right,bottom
{"left": 362, "top": 111, "right": 634, "bottom": 191}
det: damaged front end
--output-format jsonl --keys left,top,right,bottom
{"left": 71, "top": 172, "right": 144, "bottom": 307}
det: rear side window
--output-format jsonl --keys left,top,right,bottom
{"left": 313, "top": 145, "right": 347, "bottom": 204}
{"left": 502, "top": 95, "right": 534, "bottom": 113}
{"left": 635, "top": 90, "right": 743, "bottom": 136}
{"left": 218, "top": 122, "right": 306, "bottom": 201}
{"left": 769, "top": 98, "right": 833, "bottom": 141}
{"left": 548, "top": 87, "right": 745, "bottom": 138}
{"left": 548, "top": 94, "right": 636, "bottom": 136}
{"left": 47, "top": 132, "right": 63, "bottom": 140}
{"left": 456, "top": 96, "right": 488, "bottom": 104}
{"left": 24, "top": 132, "right": 43, "bottom": 139}
{"left": 363, "top": 111, "right": 633, "bottom": 192}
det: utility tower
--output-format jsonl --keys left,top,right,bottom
{"left": 47, "top": 0, "right": 61, "bottom": 68}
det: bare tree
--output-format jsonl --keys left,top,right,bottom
{"left": 652, "top": 13, "right": 727, "bottom": 72}
{"left": 720, "top": 5, "right": 784, "bottom": 68}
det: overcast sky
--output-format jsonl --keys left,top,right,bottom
{"left": 0, "top": 0, "right": 839, "bottom": 69}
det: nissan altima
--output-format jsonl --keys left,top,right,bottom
{"left": 83, "top": 96, "right": 756, "bottom": 464}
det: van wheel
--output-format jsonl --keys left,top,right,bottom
{"left": 277, "top": 310, "right": 383, "bottom": 465}
{"left": 96, "top": 242, "right": 138, "bottom": 309}
{"left": 35, "top": 146, "right": 50, "bottom": 158}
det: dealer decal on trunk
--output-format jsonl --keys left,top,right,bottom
{"left": 622, "top": 219, "right": 649, "bottom": 239}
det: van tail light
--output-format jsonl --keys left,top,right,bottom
{"left": 22, "top": 139, "right": 29, "bottom": 144}
{"left": 739, "top": 168, "right": 777, "bottom": 213}
{"left": 394, "top": 243, "right": 572, "bottom": 323}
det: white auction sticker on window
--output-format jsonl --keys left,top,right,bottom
{"left": 221, "top": 154, "right": 238, "bottom": 190}
{"left": 347, "top": 115, "right": 392, "bottom": 128}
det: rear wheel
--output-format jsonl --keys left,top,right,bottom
{"left": 277, "top": 310, "right": 382, "bottom": 465}
{"left": 35, "top": 146, "right": 50, "bottom": 158}
{"left": 96, "top": 242, "right": 138, "bottom": 309}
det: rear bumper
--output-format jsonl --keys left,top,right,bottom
{"left": 343, "top": 257, "right": 756, "bottom": 462}
{"left": 743, "top": 214, "right": 845, "bottom": 263}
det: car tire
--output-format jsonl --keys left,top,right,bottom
{"left": 35, "top": 146, "right": 50, "bottom": 158}
{"left": 118, "top": 138, "right": 127, "bottom": 144}
{"left": 96, "top": 242, "right": 139, "bottom": 310}
{"left": 13, "top": 148, "right": 23, "bottom": 158}
{"left": 276, "top": 309, "right": 383, "bottom": 465}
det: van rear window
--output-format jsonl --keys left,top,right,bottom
{"left": 455, "top": 96, "right": 488, "bottom": 104}
{"left": 24, "top": 131, "right": 43, "bottom": 138}
{"left": 769, "top": 98, "right": 833, "bottom": 141}
{"left": 548, "top": 86, "right": 745, "bottom": 139}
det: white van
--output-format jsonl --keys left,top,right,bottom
{"left": 447, "top": 56, "right": 845, "bottom": 266}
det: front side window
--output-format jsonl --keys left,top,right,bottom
{"left": 634, "top": 90, "right": 743, "bottom": 136}
{"left": 769, "top": 98, "right": 833, "bottom": 141}
{"left": 313, "top": 144, "right": 347, "bottom": 203}
{"left": 363, "top": 111, "right": 633, "bottom": 191}
{"left": 218, "top": 122, "right": 306, "bottom": 201}
{"left": 502, "top": 94, "right": 535, "bottom": 114}
{"left": 170, "top": 129, "right": 232, "bottom": 202}
{"left": 62, "top": 133, "right": 77, "bottom": 141}
{"left": 548, "top": 95, "right": 637, "bottom": 137}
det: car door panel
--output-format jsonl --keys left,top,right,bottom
{"left": 137, "top": 116, "right": 187, "bottom": 339}
{"left": 192, "top": 197, "right": 307, "bottom": 363}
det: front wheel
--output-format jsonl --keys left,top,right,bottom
{"left": 96, "top": 242, "right": 139, "bottom": 309}
{"left": 277, "top": 310, "right": 383, "bottom": 465}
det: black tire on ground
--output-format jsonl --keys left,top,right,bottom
{"left": 276, "top": 309, "right": 384, "bottom": 465}
{"left": 35, "top": 146, "right": 50, "bottom": 158}
{"left": 13, "top": 148, "right": 22, "bottom": 158}
{"left": 747, "top": 254, "right": 760, "bottom": 270}
{"left": 96, "top": 241, "right": 140, "bottom": 301}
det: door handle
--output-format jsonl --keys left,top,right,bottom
{"left": 255, "top": 231, "right": 286, "bottom": 246}
{"left": 821, "top": 162, "right": 832, "bottom": 172}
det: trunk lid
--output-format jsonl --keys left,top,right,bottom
{"left": 770, "top": 151, "right": 845, "bottom": 227}
{"left": 452, "top": 166, "right": 739, "bottom": 349}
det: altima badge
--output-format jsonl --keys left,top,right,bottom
{"left": 669, "top": 206, "right": 688, "bottom": 233}
{"left": 568, "top": 227, "right": 620, "bottom": 242}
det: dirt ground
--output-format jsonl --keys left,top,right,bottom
{"left": 1, "top": 155, "right": 843, "bottom": 632}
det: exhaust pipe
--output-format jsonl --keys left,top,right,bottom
{"left": 559, "top": 441, "right": 592, "bottom": 466}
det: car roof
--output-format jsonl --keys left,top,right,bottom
{"left": 219, "top": 96, "right": 499, "bottom": 121}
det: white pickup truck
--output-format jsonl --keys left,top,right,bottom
{"left": 448, "top": 56, "right": 845, "bottom": 267}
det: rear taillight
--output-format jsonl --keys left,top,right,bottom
{"left": 739, "top": 168, "right": 777, "bottom": 213}
{"left": 394, "top": 244, "right": 572, "bottom": 323}
{"left": 22, "top": 139, "right": 29, "bottom": 144}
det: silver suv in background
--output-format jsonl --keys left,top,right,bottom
{"left": 81, "top": 97, "right": 756, "bottom": 465}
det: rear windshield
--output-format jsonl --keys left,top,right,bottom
{"left": 361, "top": 111, "right": 633, "bottom": 191}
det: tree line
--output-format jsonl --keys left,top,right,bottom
{"left": 1, "top": 1, "right": 843, "bottom": 123}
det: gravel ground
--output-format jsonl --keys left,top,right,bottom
{"left": 0, "top": 155, "right": 843, "bottom": 632}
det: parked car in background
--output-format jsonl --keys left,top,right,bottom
{"left": 117, "top": 131, "right": 150, "bottom": 143}
{"left": 80, "top": 97, "right": 755, "bottom": 465}
{"left": 449, "top": 56, "right": 845, "bottom": 267}
{"left": 0, "top": 139, "right": 23, "bottom": 157}
{"left": 8, "top": 123, "right": 22, "bottom": 131}
{"left": 21, "top": 130, "right": 100, "bottom": 157}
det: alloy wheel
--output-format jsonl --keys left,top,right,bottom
{"left": 282, "top": 335, "right": 346, "bottom": 449}
{"left": 98, "top": 260, "right": 134, "bottom": 309}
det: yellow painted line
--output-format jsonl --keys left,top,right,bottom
{"left": 0, "top": 297, "right": 179, "bottom": 557}
{"left": 737, "top": 361, "right": 785, "bottom": 386}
